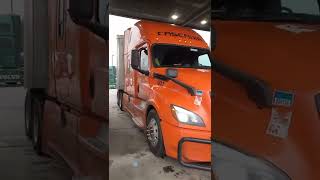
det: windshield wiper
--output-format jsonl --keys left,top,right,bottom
{"left": 212, "top": 60, "right": 273, "bottom": 108}
{"left": 153, "top": 73, "right": 196, "bottom": 96}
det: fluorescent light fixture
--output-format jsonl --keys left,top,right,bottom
{"left": 201, "top": 20, "right": 208, "bottom": 25}
{"left": 171, "top": 14, "right": 179, "bottom": 20}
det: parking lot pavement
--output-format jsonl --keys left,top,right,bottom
{"left": 109, "top": 89, "right": 211, "bottom": 180}
{"left": 0, "top": 87, "right": 72, "bottom": 180}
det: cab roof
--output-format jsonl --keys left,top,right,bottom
{"left": 134, "top": 20, "right": 209, "bottom": 49}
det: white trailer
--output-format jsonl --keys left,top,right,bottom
{"left": 116, "top": 35, "right": 124, "bottom": 90}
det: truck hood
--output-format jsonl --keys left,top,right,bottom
{"left": 213, "top": 21, "right": 320, "bottom": 90}
{"left": 212, "top": 21, "right": 320, "bottom": 180}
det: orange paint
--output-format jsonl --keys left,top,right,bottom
{"left": 212, "top": 20, "right": 320, "bottom": 179}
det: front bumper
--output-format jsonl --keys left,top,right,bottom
{"left": 178, "top": 137, "right": 211, "bottom": 171}
{"left": 161, "top": 120, "right": 211, "bottom": 170}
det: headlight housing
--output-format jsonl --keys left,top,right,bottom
{"left": 212, "top": 141, "right": 291, "bottom": 180}
{"left": 171, "top": 105, "right": 205, "bottom": 127}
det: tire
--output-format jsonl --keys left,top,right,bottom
{"left": 31, "top": 97, "right": 43, "bottom": 155}
{"left": 117, "top": 90, "right": 124, "bottom": 111}
{"left": 25, "top": 91, "right": 33, "bottom": 139}
{"left": 146, "top": 109, "right": 165, "bottom": 157}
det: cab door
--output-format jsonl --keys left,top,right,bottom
{"left": 52, "top": 0, "right": 79, "bottom": 168}
{"left": 131, "top": 44, "right": 150, "bottom": 127}
{"left": 137, "top": 45, "right": 150, "bottom": 101}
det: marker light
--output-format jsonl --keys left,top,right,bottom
{"left": 212, "top": 141, "right": 291, "bottom": 180}
{"left": 171, "top": 105, "right": 205, "bottom": 127}
{"left": 201, "top": 20, "right": 208, "bottom": 25}
{"left": 171, "top": 14, "right": 179, "bottom": 20}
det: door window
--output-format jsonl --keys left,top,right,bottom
{"left": 140, "top": 48, "right": 149, "bottom": 71}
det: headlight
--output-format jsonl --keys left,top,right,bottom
{"left": 212, "top": 141, "right": 291, "bottom": 180}
{"left": 171, "top": 105, "right": 205, "bottom": 127}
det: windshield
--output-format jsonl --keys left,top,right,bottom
{"left": 212, "top": 0, "right": 320, "bottom": 23}
{"left": 152, "top": 45, "right": 211, "bottom": 69}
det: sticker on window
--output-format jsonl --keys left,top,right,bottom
{"left": 266, "top": 108, "right": 293, "bottom": 139}
{"left": 273, "top": 90, "right": 294, "bottom": 107}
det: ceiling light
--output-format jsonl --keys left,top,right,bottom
{"left": 201, "top": 20, "right": 207, "bottom": 25}
{"left": 171, "top": 14, "right": 179, "bottom": 20}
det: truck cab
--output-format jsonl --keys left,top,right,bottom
{"left": 24, "top": 0, "right": 108, "bottom": 178}
{"left": 0, "top": 15, "right": 23, "bottom": 86}
{"left": 211, "top": 0, "right": 320, "bottom": 179}
{"left": 117, "top": 21, "right": 211, "bottom": 170}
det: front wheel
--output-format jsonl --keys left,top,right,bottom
{"left": 146, "top": 109, "right": 165, "bottom": 157}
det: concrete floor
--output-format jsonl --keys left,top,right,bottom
{"left": 109, "top": 89, "right": 211, "bottom": 180}
{"left": 0, "top": 87, "right": 72, "bottom": 180}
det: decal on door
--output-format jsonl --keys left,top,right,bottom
{"left": 194, "top": 90, "right": 203, "bottom": 106}
{"left": 266, "top": 108, "right": 293, "bottom": 139}
{"left": 157, "top": 80, "right": 165, "bottom": 86}
{"left": 273, "top": 90, "right": 294, "bottom": 107}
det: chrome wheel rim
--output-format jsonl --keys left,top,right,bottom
{"left": 147, "top": 118, "right": 159, "bottom": 147}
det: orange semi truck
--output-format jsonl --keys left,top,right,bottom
{"left": 211, "top": 0, "right": 320, "bottom": 179}
{"left": 116, "top": 21, "right": 211, "bottom": 170}
{"left": 24, "top": 0, "right": 108, "bottom": 178}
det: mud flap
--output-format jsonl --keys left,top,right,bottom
{"left": 178, "top": 137, "right": 211, "bottom": 171}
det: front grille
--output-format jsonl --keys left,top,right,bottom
{"left": 0, "top": 56, "right": 15, "bottom": 67}
{"left": 0, "top": 24, "right": 11, "bottom": 34}
{"left": 0, "top": 37, "right": 13, "bottom": 49}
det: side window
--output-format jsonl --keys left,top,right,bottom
{"left": 281, "top": 0, "right": 320, "bottom": 15}
{"left": 198, "top": 54, "right": 211, "bottom": 67}
{"left": 140, "top": 49, "right": 149, "bottom": 71}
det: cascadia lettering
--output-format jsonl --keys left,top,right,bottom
{"left": 157, "top": 32, "right": 202, "bottom": 41}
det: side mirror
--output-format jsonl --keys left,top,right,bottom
{"left": 69, "top": 0, "right": 94, "bottom": 21}
{"left": 166, "top": 68, "right": 178, "bottom": 78}
{"left": 131, "top": 50, "right": 140, "bottom": 70}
